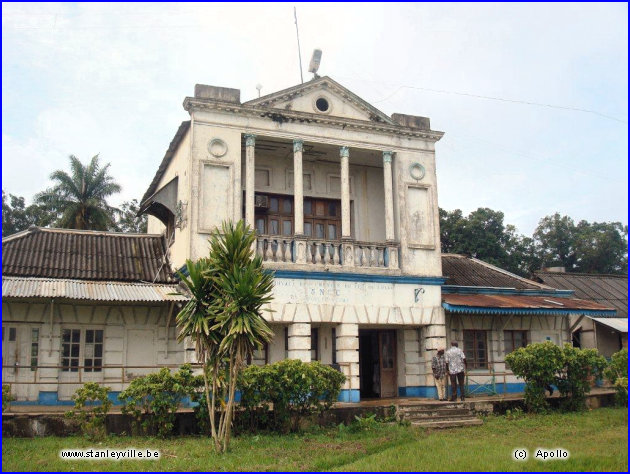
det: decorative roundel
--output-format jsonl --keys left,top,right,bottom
{"left": 409, "top": 162, "right": 426, "bottom": 180}
{"left": 208, "top": 138, "right": 228, "bottom": 158}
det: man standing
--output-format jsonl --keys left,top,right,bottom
{"left": 445, "top": 341, "right": 467, "bottom": 402}
{"left": 431, "top": 348, "right": 447, "bottom": 401}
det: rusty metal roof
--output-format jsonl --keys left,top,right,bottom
{"left": 2, "top": 227, "right": 173, "bottom": 283}
{"left": 534, "top": 271, "right": 628, "bottom": 318}
{"left": 443, "top": 293, "right": 616, "bottom": 316}
{"left": 441, "top": 254, "right": 552, "bottom": 290}
{"left": 2, "top": 276, "right": 188, "bottom": 303}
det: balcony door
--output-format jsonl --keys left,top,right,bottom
{"left": 254, "top": 193, "right": 341, "bottom": 240}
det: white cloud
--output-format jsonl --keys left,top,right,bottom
{"left": 2, "top": 2, "right": 627, "bottom": 235}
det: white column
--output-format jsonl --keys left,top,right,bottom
{"left": 244, "top": 134, "right": 256, "bottom": 228}
{"left": 383, "top": 151, "right": 395, "bottom": 242}
{"left": 336, "top": 323, "right": 359, "bottom": 400}
{"left": 288, "top": 323, "right": 311, "bottom": 362}
{"left": 340, "top": 146, "right": 351, "bottom": 239}
{"left": 293, "top": 139, "right": 304, "bottom": 236}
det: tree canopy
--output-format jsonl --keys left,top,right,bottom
{"left": 3, "top": 155, "right": 148, "bottom": 236}
{"left": 34, "top": 154, "right": 121, "bottom": 230}
{"left": 440, "top": 208, "right": 627, "bottom": 276}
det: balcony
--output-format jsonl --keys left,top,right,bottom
{"left": 256, "top": 235, "right": 400, "bottom": 270}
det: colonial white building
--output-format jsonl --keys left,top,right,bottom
{"left": 139, "top": 77, "right": 447, "bottom": 401}
{"left": 2, "top": 77, "right": 617, "bottom": 405}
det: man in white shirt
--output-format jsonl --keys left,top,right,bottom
{"left": 445, "top": 341, "right": 467, "bottom": 402}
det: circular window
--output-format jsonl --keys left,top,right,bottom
{"left": 315, "top": 97, "right": 330, "bottom": 113}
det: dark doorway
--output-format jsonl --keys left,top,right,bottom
{"left": 359, "top": 329, "right": 397, "bottom": 399}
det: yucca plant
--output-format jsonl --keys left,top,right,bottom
{"left": 176, "top": 220, "right": 274, "bottom": 452}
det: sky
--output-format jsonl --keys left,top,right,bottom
{"left": 2, "top": 2, "right": 627, "bottom": 236}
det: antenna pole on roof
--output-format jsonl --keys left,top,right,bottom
{"left": 294, "top": 6, "right": 304, "bottom": 84}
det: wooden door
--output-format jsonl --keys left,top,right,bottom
{"left": 378, "top": 330, "right": 397, "bottom": 397}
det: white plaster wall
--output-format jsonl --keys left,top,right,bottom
{"left": 2, "top": 300, "right": 184, "bottom": 401}
{"left": 186, "top": 105, "right": 441, "bottom": 277}
{"left": 446, "top": 313, "right": 571, "bottom": 386}
{"left": 267, "top": 324, "right": 286, "bottom": 363}
{"left": 189, "top": 121, "right": 243, "bottom": 262}
{"left": 146, "top": 128, "right": 192, "bottom": 270}
{"left": 273, "top": 89, "right": 374, "bottom": 122}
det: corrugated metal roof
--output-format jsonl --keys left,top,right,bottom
{"left": 589, "top": 317, "right": 628, "bottom": 333}
{"left": 2, "top": 276, "right": 188, "bottom": 302}
{"left": 2, "top": 227, "right": 172, "bottom": 283}
{"left": 534, "top": 271, "right": 628, "bottom": 318}
{"left": 441, "top": 254, "right": 551, "bottom": 290}
{"left": 443, "top": 293, "right": 616, "bottom": 316}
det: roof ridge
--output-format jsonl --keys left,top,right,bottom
{"left": 2, "top": 276, "right": 180, "bottom": 286}
{"left": 535, "top": 270, "right": 628, "bottom": 279}
{"left": 3, "top": 226, "right": 162, "bottom": 240}
{"left": 468, "top": 256, "right": 554, "bottom": 290}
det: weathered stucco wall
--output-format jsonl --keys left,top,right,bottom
{"left": 2, "top": 300, "right": 184, "bottom": 401}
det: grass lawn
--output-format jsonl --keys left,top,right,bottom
{"left": 2, "top": 407, "right": 627, "bottom": 472}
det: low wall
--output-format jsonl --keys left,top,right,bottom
{"left": 2, "top": 391, "right": 619, "bottom": 438}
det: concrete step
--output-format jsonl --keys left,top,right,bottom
{"left": 410, "top": 417, "right": 483, "bottom": 429}
{"left": 400, "top": 408, "right": 472, "bottom": 418}
{"left": 399, "top": 405, "right": 468, "bottom": 413}
{"left": 404, "top": 411, "right": 474, "bottom": 421}
{"left": 399, "top": 402, "right": 468, "bottom": 410}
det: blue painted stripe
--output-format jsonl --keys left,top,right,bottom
{"left": 272, "top": 270, "right": 446, "bottom": 285}
{"left": 442, "top": 285, "right": 575, "bottom": 297}
{"left": 338, "top": 389, "right": 360, "bottom": 403}
{"left": 442, "top": 302, "right": 617, "bottom": 317}
{"left": 398, "top": 386, "right": 437, "bottom": 398}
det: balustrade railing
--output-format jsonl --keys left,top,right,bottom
{"left": 255, "top": 235, "right": 399, "bottom": 269}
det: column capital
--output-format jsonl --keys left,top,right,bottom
{"left": 244, "top": 134, "right": 256, "bottom": 147}
{"left": 293, "top": 138, "right": 304, "bottom": 153}
{"left": 339, "top": 146, "right": 350, "bottom": 158}
{"left": 382, "top": 150, "right": 393, "bottom": 163}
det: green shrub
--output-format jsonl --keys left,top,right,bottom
{"left": 604, "top": 349, "right": 628, "bottom": 406}
{"left": 239, "top": 359, "right": 346, "bottom": 433}
{"left": 506, "top": 342, "right": 610, "bottom": 413}
{"left": 2, "top": 384, "right": 14, "bottom": 412}
{"left": 505, "top": 341, "right": 563, "bottom": 413}
{"left": 556, "top": 344, "right": 607, "bottom": 411}
{"left": 65, "top": 382, "right": 112, "bottom": 440}
{"left": 613, "top": 377, "right": 628, "bottom": 406}
{"left": 604, "top": 348, "right": 628, "bottom": 384}
{"left": 118, "top": 365, "right": 201, "bottom": 438}
{"left": 346, "top": 413, "right": 379, "bottom": 433}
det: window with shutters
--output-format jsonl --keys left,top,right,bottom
{"left": 463, "top": 330, "right": 488, "bottom": 369}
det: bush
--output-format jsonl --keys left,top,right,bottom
{"left": 119, "top": 365, "right": 201, "bottom": 438}
{"left": 613, "top": 377, "right": 628, "bottom": 406}
{"left": 3, "top": 384, "right": 14, "bottom": 412}
{"left": 239, "top": 359, "right": 346, "bottom": 433}
{"left": 605, "top": 349, "right": 628, "bottom": 406}
{"left": 604, "top": 349, "right": 628, "bottom": 384}
{"left": 505, "top": 341, "right": 563, "bottom": 413}
{"left": 65, "top": 382, "right": 112, "bottom": 439}
{"left": 506, "top": 342, "right": 610, "bottom": 413}
{"left": 556, "top": 345, "right": 607, "bottom": 411}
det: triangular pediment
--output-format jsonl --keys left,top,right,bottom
{"left": 244, "top": 76, "right": 395, "bottom": 125}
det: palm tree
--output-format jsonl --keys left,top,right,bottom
{"left": 35, "top": 154, "right": 121, "bottom": 230}
{"left": 176, "top": 220, "right": 274, "bottom": 453}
